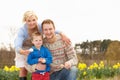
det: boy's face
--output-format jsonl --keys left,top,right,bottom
{"left": 32, "top": 36, "right": 43, "bottom": 48}
{"left": 42, "top": 23, "right": 55, "bottom": 39}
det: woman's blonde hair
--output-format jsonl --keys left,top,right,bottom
{"left": 23, "top": 11, "right": 38, "bottom": 22}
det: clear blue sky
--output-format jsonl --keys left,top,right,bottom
{"left": 0, "top": 0, "right": 120, "bottom": 46}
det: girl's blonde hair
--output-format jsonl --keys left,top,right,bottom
{"left": 23, "top": 11, "right": 38, "bottom": 22}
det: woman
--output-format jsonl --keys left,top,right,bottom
{"left": 14, "top": 11, "right": 70, "bottom": 80}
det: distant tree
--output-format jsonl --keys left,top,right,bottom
{"left": 80, "top": 40, "right": 90, "bottom": 49}
{"left": 105, "top": 40, "right": 120, "bottom": 60}
{"left": 75, "top": 43, "right": 81, "bottom": 49}
{"left": 100, "top": 39, "right": 111, "bottom": 52}
{"left": 91, "top": 40, "right": 101, "bottom": 53}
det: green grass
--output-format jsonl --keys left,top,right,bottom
{"left": 0, "top": 69, "right": 31, "bottom": 80}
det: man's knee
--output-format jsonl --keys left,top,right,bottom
{"left": 62, "top": 68, "right": 70, "bottom": 75}
{"left": 67, "top": 66, "right": 78, "bottom": 80}
{"left": 70, "top": 66, "right": 78, "bottom": 73}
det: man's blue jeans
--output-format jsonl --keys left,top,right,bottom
{"left": 50, "top": 68, "right": 70, "bottom": 80}
{"left": 67, "top": 66, "right": 78, "bottom": 80}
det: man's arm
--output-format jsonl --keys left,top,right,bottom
{"left": 64, "top": 43, "right": 78, "bottom": 66}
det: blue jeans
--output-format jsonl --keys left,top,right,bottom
{"left": 50, "top": 68, "right": 70, "bottom": 80}
{"left": 67, "top": 66, "right": 78, "bottom": 80}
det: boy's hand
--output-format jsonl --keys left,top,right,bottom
{"left": 35, "top": 63, "right": 46, "bottom": 70}
{"left": 39, "top": 58, "right": 46, "bottom": 63}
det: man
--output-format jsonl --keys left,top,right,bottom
{"left": 41, "top": 19, "right": 78, "bottom": 80}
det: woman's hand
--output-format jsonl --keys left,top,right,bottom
{"left": 60, "top": 32, "right": 71, "bottom": 45}
{"left": 19, "top": 49, "right": 30, "bottom": 55}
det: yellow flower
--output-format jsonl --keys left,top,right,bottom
{"left": 3, "top": 66, "right": 9, "bottom": 71}
{"left": 83, "top": 71, "right": 87, "bottom": 76}
{"left": 113, "top": 64, "right": 118, "bottom": 69}
{"left": 15, "top": 67, "right": 20, "bottom": 71}
{"left": 89, "top": 65, "right": 94, "bottom": 70}
{"left": 9, "top": 66, "right": 16, "bottom": 72}
{"left": 3, "top": 65, "right": 20, "bottom": 72}
{"left": 9, "top": 68, "right": 14, "bottom": 72}
{"left": 117, "top": 63, "right": 120, "bottom": 67}
{"left": 93, "top": 62, "right": 98, "bottom": 68}
{"left": 99, "top": 61, "right": 104, "bottom": 68}
{"left": 78, "top": 63, "right": 87, "bottom": 70}
{"left": 100, "top": 61, "right": 104, "bottom": 64}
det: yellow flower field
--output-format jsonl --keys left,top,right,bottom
{"left": 77, "top": 61, "right": 120, "bottom": 80}
{"left": 0, "top": 61, "right": 120, "bottom": 80}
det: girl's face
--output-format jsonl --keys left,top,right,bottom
{"left": 42, "top": 23, "right": 55, "bottom": 39}
{"left": 32, "top": 36, "right": 43, "bottom": 49}
{"left": 26, "top": 16, "right": 37, "bottom": 29}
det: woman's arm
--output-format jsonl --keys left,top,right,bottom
{"left": 59, "top": 32, "right": 71, "bottom": 45}
{"left": 14, "top": 26, "right": 30, "bottom": 55}
{"left": 14, "top": 27, "right": 25, "bottom": 54}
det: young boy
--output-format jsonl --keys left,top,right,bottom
{"left": 27, "top": 31, "right": 52, "bottom": 80}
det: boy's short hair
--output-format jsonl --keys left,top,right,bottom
{"left": 31, "top": 31, "right": 43, "bottom": 40}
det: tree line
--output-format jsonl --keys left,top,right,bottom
{"left": 75, "top": 39, "right": 120, "bottom": 65}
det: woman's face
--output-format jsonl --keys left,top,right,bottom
{"left": 26, "top": 16, "right": 37, "bottom": 29}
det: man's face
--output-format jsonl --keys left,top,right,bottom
{"left": 42, "top": 23, "right": 55, "bottom": 39}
